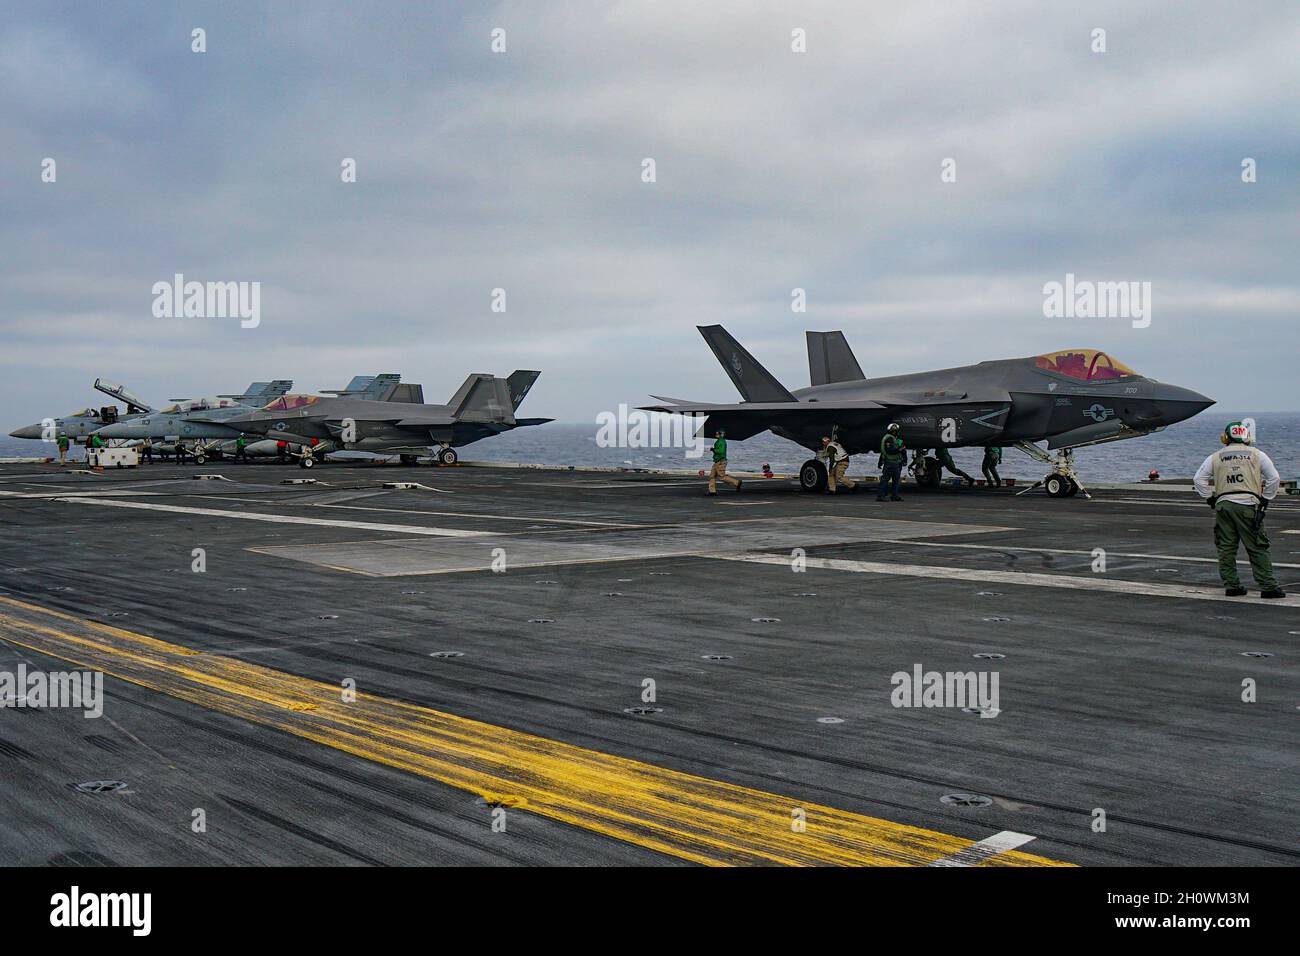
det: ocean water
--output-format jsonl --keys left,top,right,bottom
{"left": 3, "top": 413, "right": 1296, "bottom": 484}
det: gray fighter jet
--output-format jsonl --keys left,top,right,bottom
{"left": 644, "top": 326, "right": 1214, "bottom": 498}
{"left": 9, "top": 379, "right": 153, "bottom": 443}
{"left": 224, "top": 370, "right": 550, "bottom": 467}
{"left": 93, "top": 380, "right": 293, "bottom": 449}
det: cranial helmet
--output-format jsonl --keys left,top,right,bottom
{"left": 1223, "top": 421, "right": 1251, "bottom": 445}
{"left": 887, "top": 423, "right": 900, "bottom": 433}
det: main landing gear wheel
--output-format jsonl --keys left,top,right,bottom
{"left": 1044, "top": 473, "right": 1076, "bottom": 498}
{"left": 194, "top": 453, "right": 207, "bottom": 465}
{"left": 799, "top": 459, "right": 828, "bottom": 493}
{"left": 437, "top": 447, "right": 458, "bottom": 465}
{"left": 299, "top": 455, "right": 315, "bottom": 469}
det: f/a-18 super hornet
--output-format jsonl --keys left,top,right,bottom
{"left": 643, "top": 326, "right": 1214, "bottom": 498}
{"left": 91, "top": 379, "right": 293, "bottom": 462}
{"left": 224, "top": 370, "right": 549, "bottom": 467}
{"left": 93, "top": 376, "right": 416, "bottom": 463}
{"left": 9, "top": 379, "right": 153, "bottom": 443}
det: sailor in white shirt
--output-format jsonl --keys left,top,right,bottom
{"left": 1193, "top": 421, "right": 1284, "bottom": 598}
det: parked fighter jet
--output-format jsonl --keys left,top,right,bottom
{"left": 644, "top": 326, "right": 1214, "bottom": 498}
{"left": 93, "top": 375, "right": 419, "bottom": 463}
{"left": 9, "top": 379, "right": 152, "bottom": 442}
{"left": 224, "top": 371, "right": 549, "bottom": 467}
{"left": 91, "top": 379, "right": 293, "bottom": 462}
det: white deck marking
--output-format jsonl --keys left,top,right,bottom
{"left": 929, "top": 831, "right": 1037, "bottom": 867}
{"left": 715, "top": 554, "right": 1300, "bottom": 606}
{"left": 0, "top": 489, "right": 156, "bottom": 499}
{"left": 55, "top": 497, "right": 495, "bottom": 537}
{"left": 873, "top": 538, "right": 1300, "bottom": 570}
{"left": 311, "top": 502, "right": 647, "bottom": 528}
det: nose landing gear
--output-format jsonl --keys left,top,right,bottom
{"left": 1013, "top": 443, "right": 1089, "bottom": 499}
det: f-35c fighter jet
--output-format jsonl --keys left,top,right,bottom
{"left": 644, "top": 326, "right": 1214, "bottom": 498}
{"left": 225, "top": 370, "right": 550, "bottom": 467}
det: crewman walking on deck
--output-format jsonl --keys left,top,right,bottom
{"left": 174, "top": 439, "right": 188, "bottom": 464}
{"left": 1194, "top": 421, "right": 1284, "bottom": 599}
{"left": 818, "top": 435, "right": 856, "bottom": 493}
{"left": 707, "top": 429, "right": 742, "bottom": 496}
{"left": 234, "top": 434, "right": 249, "bottom": 462}
{"left": 141, "top": 437, "right": 153, "bottom": 463}
{"left": 877, "top": 423, "right": 906, "bottom": 502}
{"left": 936, "top": 446, "right": 975, "bottom": 487}
{"left": 56, "top": 434, "right": 69, "bottom": 465}
{"left": 981, "top": 446, "right": 1002, "bottom": 487}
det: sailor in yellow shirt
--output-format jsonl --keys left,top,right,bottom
{"left": 818, "top": 435, "right": 856, "bottom": 493}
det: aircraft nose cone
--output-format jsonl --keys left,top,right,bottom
{"left": 1159, "top": 386, "right": 1215, "bottom": 425}
{"left": 9, "top": 423, "right": 42, "bottom": 439}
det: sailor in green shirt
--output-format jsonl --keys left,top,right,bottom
{"left": 981, "top": 446, "right": 1002, "bottom": 487}
{"left": 56, "top": 433, "right": 69, "bottom": 465}
{"left": 707, "top": 430, "right": 742, "bottom": 496}
{"left": 877, "top": 423, "right": 906, "bottom": 502}
{"left": 235, "top": 434, "right": 249, "bottom": 462}
{"left": 936, "top": 446, "right": 975, "bottom": 487}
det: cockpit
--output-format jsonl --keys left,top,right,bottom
{"left": 63, "top": 406, "right": 120, "bottom": 422}
{"left": 159, "top": 397, "right": 238, "bottom": 414}
{"left": 1034, "top": 349, "right": 1137, "bottom": 382}
{"left": 260, "top": 394, "right": 321, "bottom": 412}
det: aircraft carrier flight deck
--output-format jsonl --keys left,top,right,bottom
{"left": 0, "top": 459, "right": 1295, "bottom": 867}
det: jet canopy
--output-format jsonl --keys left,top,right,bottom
{"left": 1034, "top": 349, "right": 1137, "bottom": 382}
{"left": 160, "top": 397, "right": 240, "bottom": 414}
{"left": 260, "top": 394, "right": 321, "bottom": 412}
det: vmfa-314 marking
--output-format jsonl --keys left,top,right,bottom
{"left": 644, "top": 326, "right": 1214, "bottom": 498}
{"left": 225, "top": 370, "right": 550, "bottom": 467}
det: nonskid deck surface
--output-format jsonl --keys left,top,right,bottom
{"left": 0, "top": 460, "right": 1295, "bottom": 866}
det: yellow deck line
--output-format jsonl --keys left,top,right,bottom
{"left": 0, "top": 596, "right": 1069, "bottom": 867}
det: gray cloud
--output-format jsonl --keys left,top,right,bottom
{"left": 2, "top": 0, "right": 1297, "bottom": 429}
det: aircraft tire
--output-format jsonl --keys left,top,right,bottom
{"left": 1064, "top": 477, "right": 1080, "bottom": 497}
{"left": 438, "top": 448, "right": 458, "bottom": 465}
{"left": 194, "top": 454, "right": 206, "bottom": 465}
{"left": 300, "top": 456, "right": 315, "bottom": 469}
{"left": 1045, "top": 474, "right": 1070, "bottom": 498}
{"left": 799, "top": 459, "right": 828, "bottom": 493}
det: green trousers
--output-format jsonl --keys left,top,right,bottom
{"left": 1214, "top": 501, "right": 1278, "bottom": 590}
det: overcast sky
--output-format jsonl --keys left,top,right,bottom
{"left": 2, "top": 1, "right": 1298, "bottom": 429}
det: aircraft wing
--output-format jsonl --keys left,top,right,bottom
{"left": 392, "top": 417, "right": 457, "bottom": 429}
{"left": 642, "top": 400, "right": 885, "bottom": 415}
{"left": 640, "top": 399, "right": 888, "bottom": 442}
